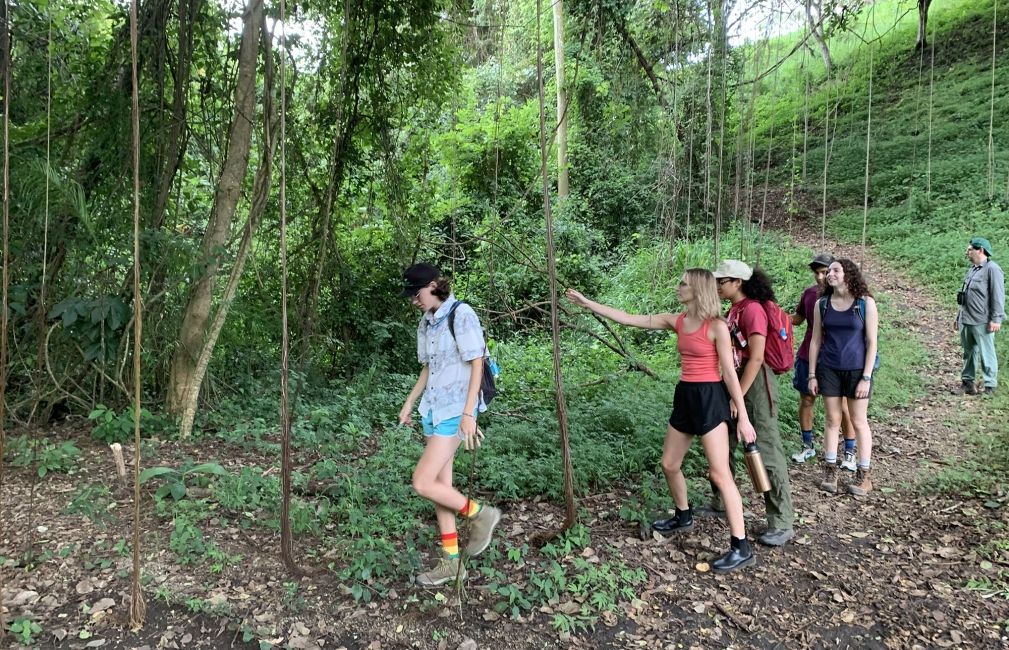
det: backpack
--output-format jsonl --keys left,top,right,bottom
{"left": 758, "top": 300, "right": 795, "bottom": 375}
{"left": 447, "top": 301, "right": 499, "bottom": 405}
{"left": 817, "top": 296, "right": 880, "bottom": 370}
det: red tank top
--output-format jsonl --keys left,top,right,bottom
{"left": 676, "top": 314, "right": 721, "bottom": 382}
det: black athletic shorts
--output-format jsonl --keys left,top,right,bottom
{"left": 815, "top": 366, "right": 872, "bottom": 400}
{"left": 668, "top": 381, "right": 731, "bottom": 436}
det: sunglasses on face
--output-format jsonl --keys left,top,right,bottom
{"left": 717, "top": 278, "right": 734, "bottom": 286}
{"left": 970, "top": 245, "right": 983, "bottom": 251}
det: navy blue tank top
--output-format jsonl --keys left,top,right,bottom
{"left": 820, "top": 298, "right": 866, "bottom": 371}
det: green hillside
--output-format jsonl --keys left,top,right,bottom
{"left": 753, "top": 0, "right": 1009, "bottom": 288}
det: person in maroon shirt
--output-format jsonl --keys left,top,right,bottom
{"left": 712, "top": 260, "right": 795, "bottom": 547}
{"left": 791, "top": 253, "right": 858, "bottom": 471}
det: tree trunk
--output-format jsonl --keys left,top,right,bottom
{"left": 805, "top": 0, "right": 833, "bottom": 73}
{"left": 177, "top": 25, "right": 277, "bottom": 439}
{"left": 916, "top": 0, "right": 932, "bottom": 51}
{"left": 166, "top": 0, "right": 262, "bottom": 421}
{"left": 552, "top": 0, "right": 568, "bottom": 198}
{"left": 536, "top": 0, "right": 576, "bottom": 536}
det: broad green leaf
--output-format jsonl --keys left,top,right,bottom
{"left": 139, "top": 467, "right": 177, "bottom": 483}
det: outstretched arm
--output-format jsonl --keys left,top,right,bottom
{"left": 565, "top": 288, "right": 676, "bottom": 330}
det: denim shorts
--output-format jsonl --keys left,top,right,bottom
{"left": 422, "top": 410, "right": 476, "bottom": 437}
{"left": 793, "top": 357, "right": 812, "bottom": 396}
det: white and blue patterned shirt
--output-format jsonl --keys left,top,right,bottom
{"left": 417, "top": 295, "right": 487, "bottom": 425}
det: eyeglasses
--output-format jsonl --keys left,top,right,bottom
{"left": 716, "top": 278, "right": 734, "bottom": 286}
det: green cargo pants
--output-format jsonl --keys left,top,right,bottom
{"left": 712, "top": 364, "right": 795, "bottom": 531}
{"left": 960, "top": 323, "right": 999, "bottom": 388}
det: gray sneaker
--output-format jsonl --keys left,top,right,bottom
{"left": 841, "top": 450, "right": 857, "bottom": 472}
{"left": 416, "top": 556, "right": 466, "bottom": 587}
{"left": 758, "top": 528, "right": 795, "bottom": 546}
{"left": 464, "top": 505, "right": 501, "bottom": 557}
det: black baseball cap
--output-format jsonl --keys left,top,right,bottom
{"left": 400, "top": 263, "right": 440, "bottom": 297}
{"left": 809, "top": 253, "right": 834, "bottom": 270}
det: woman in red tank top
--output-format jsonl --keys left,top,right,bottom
{"left": 566, "top": 269, "right": 758, "bottom": 573}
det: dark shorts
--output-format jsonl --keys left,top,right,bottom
{"left": 793, "top": 357, "right": 812, "bottom": 395}
{"left": 668, "top": 381, "right": 731, "bottom": 437}
{"left": 816, "top": 366, "right": 872, "bottom": 400}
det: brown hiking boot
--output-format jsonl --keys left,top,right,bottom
{"left": 416, "top": 556, "right": 466, "bottom": 587}
{"left": 464, "top": 505, "right": 501, "bottom": 557}
{"left": 848, "top": 467, "right": 873, "bottom": 496}
{"left": 819, "top": 462, "right": 838, "bottom": 494}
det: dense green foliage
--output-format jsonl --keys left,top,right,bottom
{"left": 2, "top": 0, "right": 1008, "bottom": 614}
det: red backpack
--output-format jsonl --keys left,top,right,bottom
{"left": 759, "top": 300, "right": 794, "bottom": 374}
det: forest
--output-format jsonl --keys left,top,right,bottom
{"left": 1, "top": 0, "right": 1008, "bottom": 647}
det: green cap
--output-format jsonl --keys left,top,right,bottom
{"left": 970, "top": 237, "right": 994, "bottom": 258}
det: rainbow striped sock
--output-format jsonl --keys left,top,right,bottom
{"left": 441, "top": 532, "right": 459, "bottom": 558}
{"left": 459, "top": 499, "right": 482, "bottom": 518}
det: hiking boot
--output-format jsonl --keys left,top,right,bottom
{"left": 985, "top": 386, "right": 996, "bottom": 396}
{"left": 652, "top": 508, "right": 693, "bottom": 536}
{"left": 757, "top": 528, "right": 794, "bottom": 546}
{"left": 848, "top": 468, "right": 873, "bottom": 496}
{"left": 820, "top": 462, "right": 839, "bottom": 494}
{"left": 416, "top": 556, "right": 466, "bottom": 587}
{"left": 694, "top": 496, "right": 726, "bottom": 519}
{"left": 791, "top": 445, "right": 816, "bottom": 464}
{"left": 712, "top": 539, "right": 755, "bottom": 573}
{"left": 464, "top": 505, "right": 501, "bottom": 557}
{"left": 962, "top": 380, "right": 978, "bottom": 395}
{"left": 841, "top": 449, "right": 857, "bottom": 472}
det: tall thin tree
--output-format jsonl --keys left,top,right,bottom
{"left": 128, "top": 0, "right": 147, "bottom": 628}
{"left": 536, "top": 0, "right": 576, "bottom": 533}
{"left": 0, "top": 0, "right": 11, "bottom": 636}
{"left": 553, "top": 0, "right": 568, "bottom": 198}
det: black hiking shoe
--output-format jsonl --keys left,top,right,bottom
{"left": 963, "top": 380, "right": 978, "bottom": 395}
{"left": 651, "top": 507, "right": 693, "bottom": 536}
{"left": 712, "top": 538, "right": 755, "bottom": 573}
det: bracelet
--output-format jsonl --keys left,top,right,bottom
{"left": 462, "top": 413, "right": 475, "bottom": 419}
{"left": 807, "top": 376, "right": 817, "bottom": 382}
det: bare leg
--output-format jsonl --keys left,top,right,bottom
{"left": 412, "top": 435, "right": 467, "bottom": 524}
{"left": 660, "top": 425, "right": 693, "bottom": 510}
{"left": 434, "top": 450, "right": 456, "bottom": 535}
{"left": 846, "top": 397, "right": 873, "bottom": 465}
{"left": 700, "top": 423, "right": 745, "bottom": 539}
{"left": 841, "top": 398, "right": 856, "bottom": 442}
{"left": 798, "top": 393, "right": 816, "bottom": 432}
{"left": 822, "top": 396, "right": 844, "bottom": 458}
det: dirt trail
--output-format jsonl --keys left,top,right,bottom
{"left": 1, "top": 217, "right": 1007, "bottom": 649}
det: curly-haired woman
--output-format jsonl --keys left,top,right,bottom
{"left": 713, "top": 260, "right": 795, "bottom": 546}
{"left": 807, "top": 258, "right": 879, "bottom": 496}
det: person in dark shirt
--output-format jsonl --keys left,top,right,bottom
{"left": 808, "top": 259, "right": 879, "bottom": 496}
{"left": 791, "top": 253, "right": 858, "bottom": 471}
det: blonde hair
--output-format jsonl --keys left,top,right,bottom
{"left": 683, "top": 268, "right": 722, "bottom": 321}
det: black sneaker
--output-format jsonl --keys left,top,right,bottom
{"left": 985, "top": 386, "right": 996, "bottom": 395}
{"left": 712, "top": 539, "right": 755, "bottom": 573}
{"left": 963, "top": 380, "right": 978, "bottom": 395}
{"left": 651, "top": 508, "right": 693, "bottom": 536}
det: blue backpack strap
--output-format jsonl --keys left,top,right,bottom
{"left": 853, "top": 297, "right": 866, "bottom": 324}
